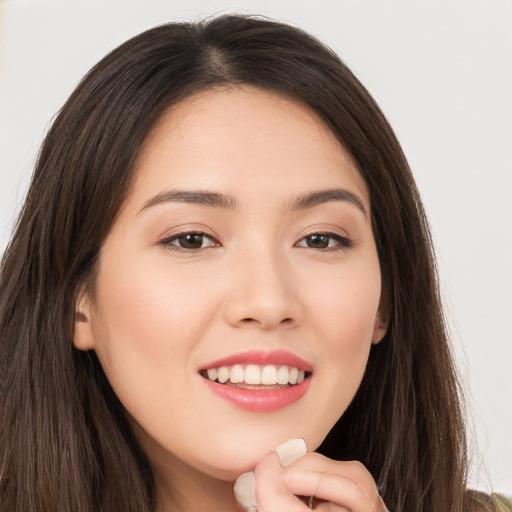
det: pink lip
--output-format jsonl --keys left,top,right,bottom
{"left": 200, "top": 349, "right": 313, "bottom": 372}
{"left": 199, "top": 349, "right": 313, "bottom": 412}
{"left": 203, "top": 378, "right": 311, "bottom": 412}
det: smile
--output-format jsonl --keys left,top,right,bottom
{"left": 199, "top": 350, "right": 313, "bottom": 412}
{"left": 200, "top": 364, "right": 308, "bottom": 387}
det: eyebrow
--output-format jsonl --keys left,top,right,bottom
{"left": 140, "top": 189, "right": 237, "bottom": 212}
{"left": 139, "top": 187, "right": 367, "bottom": 216}
{"left": 291, "top": 188, "right": 367, "bottom": 216}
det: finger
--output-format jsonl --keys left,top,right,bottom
{"left": 282, "top": 469, "right": 381, "bottom": 512}
{"left": 314, "top": 503, "right": 350, "bottom": 512}
{"left": 313, "top": 496, "right": 390, "bottom": 512}
{"left": 306, "top": 496, "right": 350, "bottom": 511}
{"left": 234, "top": 471, "right": 258, "bottom": 511}
{"left": 254, "top": 451, "right": 311, "bottom": 512}
{"left": 286, "top": 454, "right": 379, "bottom": 503}
{"left": 235, "top": 439, "right": 309, "bottom": 512}
{"left": 378, "top": 495, "right": 390, "bottom": 512}
{"left": 275, "top": 438, "right": 308, "bottom": 467}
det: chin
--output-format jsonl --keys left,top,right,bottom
{"left": 203, "top": 463, "right": 255, "bottom": 483}
{"left": 183, "top": 435, "right": 278, "bottom": 481}
{"left": 193, "top": 425, "right": 327, "bottom": 482}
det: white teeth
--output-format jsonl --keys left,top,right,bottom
{"left": 204, "top": 364, "right": 308, "bottom": 386}
{"left": 230, "top": 364, "right": 244, "bottom": 384}
{"left": 217, "top": 366, "right": 230, "bottom": 384}
{"left": 245, "top": 365, "right": 261, "bottom": 385}
{"left": 261, "top": 365, "right": 278, "bottom": 385}
{"left": 277, "top": 366, "right": 290, "bottom": 385}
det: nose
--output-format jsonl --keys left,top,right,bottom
{"left": 224, "top": 248, "right": 303, "bottom": 330}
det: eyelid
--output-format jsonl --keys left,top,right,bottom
{"left": 157, "top": 227, "right": 221, "bottom": 253}
{"left": 294, "top": 227, "right": 355, "bottom": 250}
{"left": 156, "top": 223, "right": 220, "bottom": 241}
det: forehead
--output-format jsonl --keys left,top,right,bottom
{"left": 128, "top": 86, "right": 369, "bottom": 210}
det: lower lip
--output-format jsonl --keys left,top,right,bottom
{"left": 202, "top": 377, "right": 311, "bottom": 412}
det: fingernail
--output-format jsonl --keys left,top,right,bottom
{"left": 234, "top": 470, "right": 258, "bottom": 511}
{"left": 274, "top": 438, "right": 308, "bottom": 467}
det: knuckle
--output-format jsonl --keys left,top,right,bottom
{"left": 347, "top": 459, "right": 367, "bottom": 473}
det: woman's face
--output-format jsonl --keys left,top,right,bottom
{"left": 74, "top": 87, "right": 387, "bottom": 481}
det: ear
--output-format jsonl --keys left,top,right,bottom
{"left": 73, "top": 287, "right": 96, "bottom": 351}
{"left": 372, "top": 293, "right": 391, "bottom": 344}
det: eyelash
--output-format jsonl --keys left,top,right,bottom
{"left": 158, "top": 231, "right": 220, "bottom": 253}
{"left": 158, "top": 231, "right": 354, "bottom": 253}
{"left": 294, "top": 232, "right": 354, "bottom": 251}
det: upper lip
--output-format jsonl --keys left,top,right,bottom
{"left": 200, "top": 349, "right": 313, "bottom": 372}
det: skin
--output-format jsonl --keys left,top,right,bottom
{"left": 74, "top": 86, "right": 389, "bottom": 512}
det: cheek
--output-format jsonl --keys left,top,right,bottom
{"left": 310, "top": 259, "right": 381, "bottom": 351}
{"left": 300, "top": 260, "right": 381, "bottom": 447}
{"left": 95, "top": 252, "right": 215, "bottom": 340}
{"left": 89, "top": 254, "right": 221, "bottom": 400}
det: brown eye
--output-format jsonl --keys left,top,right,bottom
{"left": 176, "top": 234, "right": 205, "bottom": 249}
{"left": 160, "top": 232, "right": 218, "bottom": 251}
{"left": 305, "top": 234, "right": 330, "bottom": 248}
{"left": 295, "top": 233, "right": 354, "bottom": 251}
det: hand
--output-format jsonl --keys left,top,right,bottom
{"left": 234, "top": 439, "right": 389, "bottom": 512}
{"left": 255, "top": 451, "right": 388, "bottom": 511}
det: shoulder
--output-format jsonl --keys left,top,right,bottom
{"left": 465, "top": 490, "right": 512, "bottom": 512}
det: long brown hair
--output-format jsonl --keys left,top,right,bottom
{"left": 0, "top": 14, "right": 476, "bottom": 512}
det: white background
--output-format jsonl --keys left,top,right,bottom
{"left": 0, "top": 0, "right": 510, "bottom": 495}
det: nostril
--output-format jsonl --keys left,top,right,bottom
{"left": 239, "top": 317, "right": 295, "bottom": 328}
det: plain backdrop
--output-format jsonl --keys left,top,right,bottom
{"left": 0, "top": 0, "right": 511, "bottom": 495}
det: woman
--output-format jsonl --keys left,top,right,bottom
{"left": 0, "top": 14, "right": 508, "bottom": 512}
